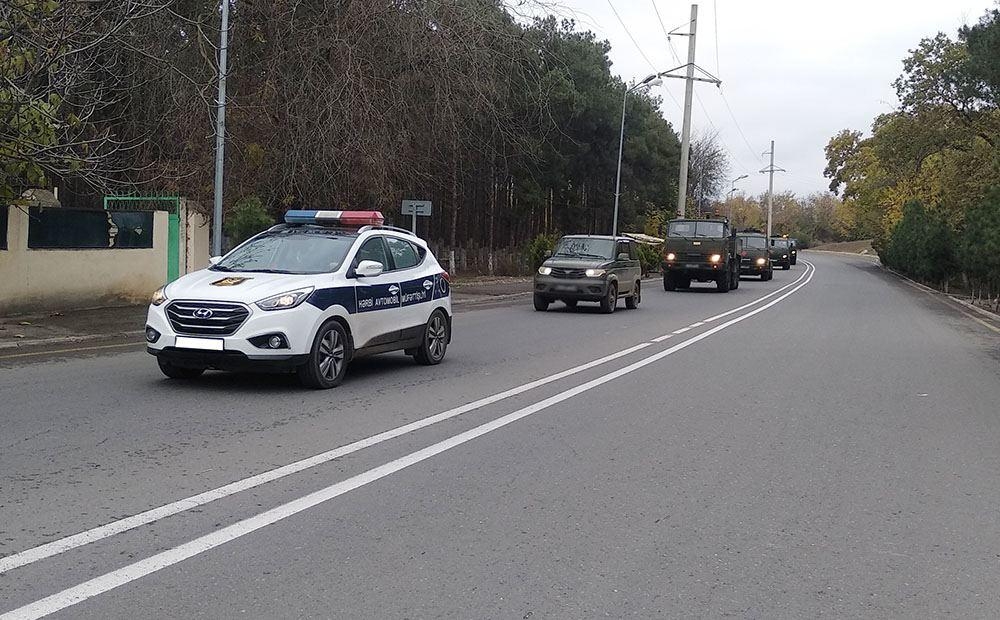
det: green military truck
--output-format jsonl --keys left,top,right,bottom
{"left": 736, "top": 231, "right": 772, "bottom": 280}
{"left": 661, "top": 218, "right": 740, "bottom": 292}
{"left": 769, "top": 237, "right": 792, "bottom": 270}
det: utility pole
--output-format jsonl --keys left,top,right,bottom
{"left": 211, "top": 0, "right": 231, "bottom": 257}
{"left": 759, "top": 140, "right": 786, "bottom": 241}
{"left": 662, "top": 5, "right": 721, "bottom": 219}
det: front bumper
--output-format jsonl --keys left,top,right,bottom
{"left": 663, "top": 261, "right": 725, "bottom": 279}
{"left": 150, "top": 346, "right": 308, "bottom": 371}
{"left": 534, "top": 275, "right": 609, "bottom": 300}
{"left": 145, "top": 300, "right": 324, "bottom": 361}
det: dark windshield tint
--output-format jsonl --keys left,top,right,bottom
{"left": 668, "top": 221, "right": 726, "bottom": 238}
{"left": 214, "top": 228, "right": 355, "bottom": 274}
{"left": 553, "top": 238, "right": 615, "bottom": 259}
{"left": 738, "top": 236, "right": 766, "bottom": 249}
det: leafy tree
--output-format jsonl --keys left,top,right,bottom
{"left": 224, "top": 195, "right": 273, "bottom": 247}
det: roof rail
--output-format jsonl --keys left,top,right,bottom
{"left": 359, "top": 224, "right": 419, "bottom": 237}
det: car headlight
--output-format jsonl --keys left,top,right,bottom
{"left": 782, "top": 254, "right": 788, "bottom": 258}
{"left": 255, "top": 287, "right": 314, "bottom": 311}
{"left": 666, "top": 253, "right": 676, "bottom": 261}
{"left": 538, "top": 266, "right": 552, "bottom": 276}
{"left": 585, "top": 269, "right": 606, "bottom": 278}
{"left": 710, "top": 254, "right": 722, "bottom": 263}
{"left": 151, "top": 286, "right": 168, "bottom": 306}
{"left": 756, "top": 257, "right": 766, "bottom": 266}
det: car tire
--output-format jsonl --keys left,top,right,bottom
{"left": 533, "top": 294, "right": 550, "bottom": 311}
{"left": 157, "top": 358, "right": 205, "bottom": 380}
{"left": 414, "top": 309, "right": 449, "bottom": 365}
{"left": 625, "top": 280, "right": 640, "bottom": 309}
{"left": 600, "top": 282, "right": 618, "bottom": 314}
{"left": 563, "top": 299, "right": 578, "bottom": 308}
{"left": 297, "top": 320, "right": 350, "bottom": 389}
{"left": 663, "top": 272, "right": 676, "bottom": 292}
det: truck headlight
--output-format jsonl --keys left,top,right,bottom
{"left": 756, "top": 257, "right": 766, "bottom": 266}
{"left": 710, "top": 254, "right": 722, "bottom": 263}
{"left": 782, "top": 254, "right": 788, "bottom": 258}
{"left": 538, "top": 266, "right": 552, "bottom": 275}
{"left": 666, "top": 253, "right": 676, "bottom": 261}
{"left": 585, "top": 269, "right": 606, "bottom": 278}
{"left": 255, "top": 287, "right": 314, "bottom": 311}
{"left": 151, "top": 286, "right": 168, "bottom": 306}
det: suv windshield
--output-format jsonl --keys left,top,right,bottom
{"left": 668, "top": 221, "right": 726, "bottom": 238}
{"left": 553, "top": 238, "right": 615, "bottom": 260}
{"left": 213, "top": 227, "right": 356, "bottom": 274}
{"left": 738, "top": 236, "right": 766, "bottom": 249}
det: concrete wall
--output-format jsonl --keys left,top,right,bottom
{"left": 0, "top": 206, "right": 169, "bottom": 315}
{"left": 183, "top": 200, "right": 211, "bottom": 272}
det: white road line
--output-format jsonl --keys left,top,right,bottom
{"left": 0, "top": 264, "right": 813, "bottom": 576}
{"left": 0, "top": 262, "right": 816, "bottom": 620}
{"left": 689, "top": 322, "right": 704, "bottom": 328}
{"left": 651, "top": 334, "right": 673, "bottom": 343}
{"left": 702, "top": 269, "right": 811, "bottom": 322}
{"left": 672, "top": 327, "right": 691, "bottom": 334}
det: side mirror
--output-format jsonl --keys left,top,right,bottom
{"left": 355, "top": 260, "right": 384, "bottom": 278}
{"left": 544, "top": 249, "right": 553, "bottom": 258}
{"left": 209, "top": 256, "right": 222, "bottom": 266}
{"left": 617, "top": 252, "right": 630, "bottom": 261}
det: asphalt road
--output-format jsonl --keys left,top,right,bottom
{"left": 2, "top": 252, "right": 1000, "bottom": 619}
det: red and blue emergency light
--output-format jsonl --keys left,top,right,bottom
{"left": 284, "top": 210, "right": 385, "bottom": 227}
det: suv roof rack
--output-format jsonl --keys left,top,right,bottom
{"left": 359, "top": 224, "right": 419, "bottom": 237}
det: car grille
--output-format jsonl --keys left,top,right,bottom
{"left": 551, "top": 268, "right": 586, "bottom": 279}
{"left": 681, "top": 253, "right": 706, "bottom": 261}
{"left": 166, "top": 301, "right": 250, "bottom": 336}
{"left": 740, "top": 258, "right": 751, "bottom": 266}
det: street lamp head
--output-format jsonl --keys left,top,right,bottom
{"left": 640, "top": 73, "right": 659, "bottom": 84}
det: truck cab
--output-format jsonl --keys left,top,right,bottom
{"left": 661, "top": 218, "right": 740, "bottom": 293}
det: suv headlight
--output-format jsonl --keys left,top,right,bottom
{"left": 255, "top": 287, "right": 314, "bottom": 311}
{"left": 151, "top": 286, "right": 168, "bottom": 306}
{"left": 585, "top": 268, "right": 606, "bottom": 278}
{"left": 538, "top": 266, "right": 552, "bottom": 275}
{"left": 710, "top": 254, "right": 722, "bottom": 263}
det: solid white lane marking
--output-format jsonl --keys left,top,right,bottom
{"left": 672, "top": 327, "right": 691, "bottom": 334}
{"left": 0, "top": 265, "right": 813, "bottom": 576}
{"left": 1, "top": 262, "right": 816, "bottom": 620}
{"left": 702, "top": 268, "right": 811, "bottom": 323}
{"left": 689, "top": 322, "right": 704, "bottom": 328}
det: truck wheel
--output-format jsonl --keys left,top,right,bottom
{"left": 625, "top": 280, "right": 640, "bottom": 309}
{"left": 679, "top": 277, "right": 691, "bottom": 289}
{"left": 731, "top": 267, "right": 740, "bottom": 290}
{"left": 716, "top": 271, "right": 731, "bottom": 293}
{"left": 533, "top": 294, "right": 550, "bottom": 311}
{"left": 600, "top": 282, "right": 618, "bottom": 314}
{"left": 783, "top": 262, "right": 791, "bottom": 270}
{"left": 663, "top": 272, "right": 676, "bottom": 292}
{"left": 563, "top": 299, "right": 577, "bottom": 308}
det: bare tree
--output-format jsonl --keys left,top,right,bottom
{"left": 687, "top": 130, "right": 730, "bottom": 217}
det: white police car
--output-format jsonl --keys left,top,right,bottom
{"left": 145, "top": 211, "right": 452, "bottom": 388}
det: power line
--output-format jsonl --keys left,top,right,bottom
{"left": 606, "top": 0, "right": 682, "bottom": 110}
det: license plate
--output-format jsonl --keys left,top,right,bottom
{"left": 553, "top": 285, "right": 576, "bottom": 292}
{"left": 685, "top": 264, "right": 700, "bottom": 269}
{"left": 175, "top": 336, "right": 224, "bottom": 351}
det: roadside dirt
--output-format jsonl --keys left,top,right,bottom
{"left": 810, "top": 239, "right": 874, "bottom": 254}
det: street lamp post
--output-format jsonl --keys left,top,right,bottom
{"left": 613, "top": 74, "right": 663, "bottom": 236}
{"left": 726, "top": 174, "right": 749, "bottom": 221}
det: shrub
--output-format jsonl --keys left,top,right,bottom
{"left": 635, "top": 242, "right": 662, "bottom": 275}
{"left": 225, "top": 195, "right": 274, "bottom": 247}
{"left": 523, "top": 233, "right": 559, "bottom": 271}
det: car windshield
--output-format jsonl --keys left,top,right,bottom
{"left": 738, "top": 236, "right": 766, "bottom": 249}
{"left": 772, "top": 239, "right": 789, "bottom": 248}
{"left": 552, "top": 238, "right": 615, "bottom": 259}
{"left": 668, "top": 221, "right": 726, "bottom": 238}
{"left": 213, "top": 227, "right": 356, "bottom": 274}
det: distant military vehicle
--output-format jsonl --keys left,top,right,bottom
{"left": 769, "top": 237, "right": 792, "bottom": 270}
{"left": 736, "top": 231, "right": 772, "bottom": 280}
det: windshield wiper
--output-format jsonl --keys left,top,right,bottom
{"left": 248, "top": 268, "right": 296, "bottom": 274}
{"left": 576, "top": 252, "right": 609, "bottom": 259}
{"left": 210, "top": 265, "right": 233, "bottom": 272}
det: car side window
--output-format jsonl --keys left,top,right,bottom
{"left": 628, "top": 242, "right": 638, "bottom": 260}
{"left": 385, "top": 237, "right": 423, "bottom": 271}
{"left": 354, "top": 237, "right": 389, "bottom": 268}
{"left": 616, "top": 241, "right": 628, "bottom": 259}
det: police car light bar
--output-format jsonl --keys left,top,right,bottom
{"left": 284, "top": 210, "right": 385, "bottom": 227}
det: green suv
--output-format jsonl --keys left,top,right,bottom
{"left": 662, "top": 218, "right": 740, "bottom": 292}
{"left": 533, "top": 235, "right": 642, "bottom": 314}
{"left": 736, "top": 232, "right": 772, "bottom": 280}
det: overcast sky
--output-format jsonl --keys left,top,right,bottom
{"left": 551, "top": 0, "right": 993, "bottom": 198}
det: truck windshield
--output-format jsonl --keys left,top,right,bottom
{"left": 553, "top": 238, "right": 615, "bottom": 259}
{"left": 771, "top": 239, "right": 789, "bottom": 248}
{"left": 213, "top": 228, "right": 356, "bottom": 274}
{"left": 738, "top": 236, "right": 766, "bottom": 249}
{"left": 668, "top": 221, "right": 726, "bottom": 238}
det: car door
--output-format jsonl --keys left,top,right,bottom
{"left": 350, "top": 236, "right": 402, "bottom": 349}
{"left": 614, "top": 240, "right": 633, "bottom": 294}
{"left": 385, "top": 235, "right": 434, "bottom": 339}
{"left": 626, "top": 240, "right": 641, "bottom": 282}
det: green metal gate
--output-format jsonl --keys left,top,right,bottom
{"left": 104, "top": 195, "right": 182, "bottom": 282}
